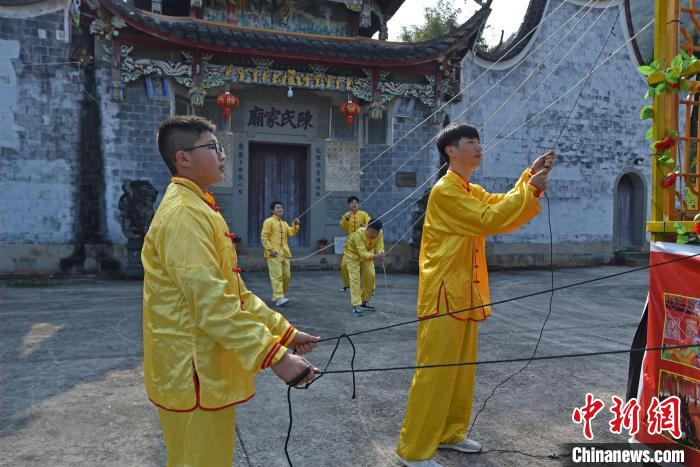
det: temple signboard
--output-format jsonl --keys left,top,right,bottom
{"left": 244, "top": 103, "right": 319, "bottom": 136}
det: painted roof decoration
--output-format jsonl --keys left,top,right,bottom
{"left": 97, "top": 0, "right": 490, "bottom": 67}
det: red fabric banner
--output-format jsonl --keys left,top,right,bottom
{"left": 634, "top": 242, "right": 700, "bottom": 464}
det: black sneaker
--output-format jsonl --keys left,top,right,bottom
{"left": 341, "top": 287, "right": 349, "bottom": 293}
{"left": 352, "top": 306, "right": 363, "bottom": 317}
{"left": 360, "top": 302, "right": 376, "bottom": 311}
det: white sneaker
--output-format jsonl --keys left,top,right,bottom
{"left": 275, "top": 297, "right": 290, "bottom": 307}
{"left": 438, "top": 437, "right": 481, "bottom": 453}
{"left": 396, "top": 454, "right": 442, "bottom": 467}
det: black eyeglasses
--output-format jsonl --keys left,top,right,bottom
{"left": 184, "top": 142, "right": 225, "bottom": 156}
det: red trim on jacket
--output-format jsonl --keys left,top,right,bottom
{"left": 417, "top": 280, "right": 490, "bottom": 323}
{"left": 149, "top": 363, "right": 256, "bottom": 413}
{"left": 261, "top": 341, "right": 282, "bottom": 369}
{"left": 281, "top": 326, "right": 296, "bottom": 346}
{"left": 529, "top": 183, "right": 544, "bottom": 198}
{"left": 149, "top": 393, "right": 255, "bottom": 413}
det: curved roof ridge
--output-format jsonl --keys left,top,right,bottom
{"left": 97, "top": 0, "right": 490, "bottom": 67}
{"left": 475, "top": 0, "right": 547, "bottom": 63}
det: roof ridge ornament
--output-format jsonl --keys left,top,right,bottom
{"left": 252, "top": 58, "right": 274, "bottom": 70}
{"left": 89, "top": 8, "right": 126, "bottom": 40}
{"left": 309, "top": 64, "right": 329, "bottom": 75}
{"left": 344, "top": 0, "right": 362, "bottom": 13}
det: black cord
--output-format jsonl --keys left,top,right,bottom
{"left": 468, "top": 193, "right": 556, "bottom": 438}
{"left": 480, "top": 448, "right": 570, "bottom": 461}
{"left": 282, "top": 341, "right": 699, "bottom": 466}
{"left": 284, "top": 386, "right": 294, "bottom": 467}
{"left": 471, "top": 9, "right": 619, "bottom": 439}
{"left": 345, "top": 334, "right": 357, "bottom": 400}
{"left": 279, "top": 8, "right": 685, "bottom": 465}
{"left": 283, "top": 334, "right": 357, "bottom": 466}
{"left": 314, "top": 344, "right": 700, "bottom": 375}
{"left": 317, "top": 252, "right": 700, "bottom": 343}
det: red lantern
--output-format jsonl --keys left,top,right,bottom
{"left": 216, "top": 91, "right": 239, "bottom": 120}
{"left": 340, "top": 100, "right": 360, "bottom": 125}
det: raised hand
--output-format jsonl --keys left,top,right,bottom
{"left": 529, "top": 168, "right": 550, "bottom": 192}
{"left": 532, "top": 150, "right": 556, "bottom": 172}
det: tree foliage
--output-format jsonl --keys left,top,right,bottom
{"left": 399, "top": 0, "right": 462, "bottom": 42}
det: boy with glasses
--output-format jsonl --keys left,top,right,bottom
{"left": 142, "top": 115, "right": 319, "bottom": 466}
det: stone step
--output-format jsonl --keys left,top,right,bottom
{"left": 614, "top": 250, "right": 649, "bottom": 267}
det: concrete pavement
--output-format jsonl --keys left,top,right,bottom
{"left": 0, "top": 265, "right": 650, "bottom": 466}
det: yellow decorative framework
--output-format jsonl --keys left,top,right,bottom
{"left": 647, "top": 0, "right": 700, "bottom": 239}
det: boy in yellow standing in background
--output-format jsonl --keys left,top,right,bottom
{"left": 261, "top": 201, "right": 300, "bottom": 307}
{"left": 339, "top": 196, "right": 371, "bottom": 292}
{"left": 343, "top": 218, "right": 384, "bottom": 316}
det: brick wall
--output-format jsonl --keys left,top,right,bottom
{"left": 359, "top": 102, "right": 441, "bottom": 241}
{"left": 453, "top": 1, "right": 649, "bottom": 259}
{"left": 0, "top": 10, "right": 82, "bottom": 247}
{"left": 94, "top": 43, "right": 172, "bottom": 244}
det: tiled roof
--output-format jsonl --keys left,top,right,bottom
{"left": 475, "top": 0, "right": 547, "bottom": 63}
{"left": 0, "top": 0, "right": 51, "bottom": 6}
{"left": 100, "top": 0, "right": 490, "bottom": 67}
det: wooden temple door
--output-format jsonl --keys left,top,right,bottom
{"left": 247, "top": 142, "right": 308, "bottom": 247}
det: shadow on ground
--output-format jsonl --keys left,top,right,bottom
{"left": 0, "top": 266, "right": 649, "bottom": 466}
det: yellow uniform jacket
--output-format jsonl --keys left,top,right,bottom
{"left": 261, "top": 215, "right": 299, "bottom": 259}
{"left": 417, "top": 168, "right": 541, "bottom": 321}
{"left": 340, "top": 210, "right": 371, "bottom": 235}
{"left": 142, "top": 177, "right": 297, "bottom": 412}
{"left": 343, "top": 226, "right": 385, "bottom": 262}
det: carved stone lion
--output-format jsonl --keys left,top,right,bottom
{"left": 118, "top": 180, "right": 158, "bottom": 241}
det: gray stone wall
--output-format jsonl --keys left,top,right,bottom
{"left": 0, "top": 0, "right": 652, "bottom": 273}
{"left": 359, "top": 102, "right": 441, "bottom": 242}
{"left": 451, "top": 0, "right": 649, "bottom": 264}
{"left": 94, "top": 42, "right": 172, "bottom": 244}
{"left": 0, "top": 9, "right": 83, "bottom": 272}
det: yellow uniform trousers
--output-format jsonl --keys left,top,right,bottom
{"left": 341, "top": 256, "right": 350, "bottom": 288}
{"left": 267, "top": 256, "right": 291, "bottom": 300}
{"left": 396, "top": 317, "right": 478, "bottom": 461}
{"left": 345, "top": 256, "right": 375, "bottom": 307}
{"left": 158, "top": 405, "right": 236, "bottom": 467}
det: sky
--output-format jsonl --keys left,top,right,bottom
{"left": 386, "top": 0, "right": 532, "bottom": 45}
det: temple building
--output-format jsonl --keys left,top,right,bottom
{"left": 0, "top": 0, "right": 652, "bottom": 274}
